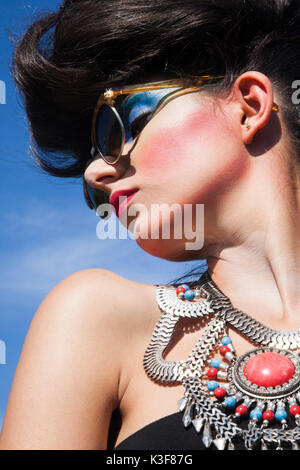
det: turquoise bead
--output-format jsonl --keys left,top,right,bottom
{"left": 207, "top": 381, "right": 219, "bottom": 391}
{"left": 250, "top": 409, "right": 262, "bottom": 421}
{"left": 184, "top": 290, "right": 195, "bottom": 300}
{"left": 224, "top": 397, "right": 237, "bottom": 408}
{"left": 275, "top": 409, "right": 288, "bottom": 422}
{"left": 180, "top": 284, "right": 190, "bottom": 291}
{"left": 210, "top": 358, "right": 221, "bottom": 369}
{"left": 221, "top": 336, "right": 232, "bottom": 345}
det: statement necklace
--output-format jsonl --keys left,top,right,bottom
{"left": 143, "top": 270, "right": 300, "bottom": 450}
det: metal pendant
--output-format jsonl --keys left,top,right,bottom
{"left": 143, "top": 275, "right": 300, "bottom": 450}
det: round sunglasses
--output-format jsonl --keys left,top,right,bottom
{"left": 83, "top": 76, "right": 280, "bottom": 212}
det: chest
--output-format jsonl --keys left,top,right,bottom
{"left": 113, "top": 306, "right": 259, "bottom": 448}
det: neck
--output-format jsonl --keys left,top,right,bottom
{"left": 206, "top": 152, "right": 300, "bottom": 330}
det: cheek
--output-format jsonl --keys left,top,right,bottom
{"left": 138, "top": 108, "right": 247, "bottom": 202}
{"left": 138, "top": 110, "right": 217, "bottom": 173}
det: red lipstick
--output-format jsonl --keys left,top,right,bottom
{"left": 109, "top": 189, "right": 139, "bottom": 217}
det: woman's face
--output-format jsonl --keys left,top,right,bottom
{"left": 85, "top": 87, "right": 249, "bottom": 261}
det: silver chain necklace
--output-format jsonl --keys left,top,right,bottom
{"left": 143, "top": 270, "right": 300, "bottom": 450}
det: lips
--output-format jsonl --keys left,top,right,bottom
{"left": 109, "top": 188, "right": 139, "bottom": 217}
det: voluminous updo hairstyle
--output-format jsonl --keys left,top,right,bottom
{"left": 11, "top": 0, "right": 300, "bottom": 178}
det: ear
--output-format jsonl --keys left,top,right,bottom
{"left": 232, "top": 71, "right": 278, "bottom": 145}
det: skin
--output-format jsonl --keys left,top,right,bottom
{"left": 2, "top": 71, "right": 300, "bottom": 449}
{"left": 85, "top": 71, "right": 300, "bottom": 328}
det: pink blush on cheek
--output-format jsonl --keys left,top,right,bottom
{"left": 139, "top": 109, "right": 222, "bottom": 173}
{"left": 139, "top": 133, "right": 181, "bottom": 173}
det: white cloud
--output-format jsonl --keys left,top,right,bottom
{"left": 0, "top": 199, "right": 204, "bottom": 300}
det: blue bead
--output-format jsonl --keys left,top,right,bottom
{"left": 224, "top": 397, "right": 237, "bottom": 408}
{"left": 275, "top": 409, "right": 288, "bottom": 422}
{"left": 250, "top": 409, "right": 262, "bottom": 421}
{"left": 207, "top": 381, "right": 219, "bottom": 391}
{"left": 221, "top": 336, "right": 232, "bottom": 345}
{"left": 181, "top": 284, "right": 190, "bottom": 291}
{"left": 210, "top": 358, "right": 221, "bottom": 369}
{"left": 184, "top": 290, "right": 195, "bottom": 300}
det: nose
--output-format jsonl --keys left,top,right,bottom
{"left": 84, "top": 145, "right": 132, "bottom": 193}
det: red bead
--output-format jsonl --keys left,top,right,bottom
{"left": 235, "top": 405, "right": 248, "bottom": 416}
{"left": 214, "top": 387, "right": 226, "bottom": 399}
{"left": 243, "top": 352, "right": 295, "bottom": 388}
{"left": 206, "top": 368, "right": 218, "bottom": 379}
{"left": 262, "top": 410, "right": 275, "bottom": 421}
{"left": 289, "top": 405, "right": 300, "bottom": 417}
{"left": 220, "top": 345, "right": 230, "bottom": 356}
{"left": 176, "top": 286, "right": 186, "bottom": 294}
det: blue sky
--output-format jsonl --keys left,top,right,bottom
{"left": 0, "top": 1, "right": 205, "bottom": 432}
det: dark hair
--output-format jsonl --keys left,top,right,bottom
{"left": 11, "top": 0, "right": 300, "bottom": 179}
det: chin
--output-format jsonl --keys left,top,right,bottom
{"left": 135, "top": 236, "right": 207, "bottom": 262}
{"left": 128, "top": 209, "right": 208, "bottom": 261}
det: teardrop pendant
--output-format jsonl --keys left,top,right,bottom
{"left": 202, "top": 420, "right": 213, "bottom": 448}
{"left": 213, "top": 436, "right": 227, "bottom": 450}
{"left": 192, "top": 416, "right": 204, "bottom": 433}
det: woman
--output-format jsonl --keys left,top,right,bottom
{"left": 1, "top": 0, "right": 300, "bottom": 450}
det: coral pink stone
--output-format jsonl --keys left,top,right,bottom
{"left": 243, "top": 352, "right": 295, "bottom": 388}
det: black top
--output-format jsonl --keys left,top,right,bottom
{"left": 114, "top": 411, "right": 248, "bottom": 450}
{"left": 114, "top": 411, "right": 296, "bottom": 450}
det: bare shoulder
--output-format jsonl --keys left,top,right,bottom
{"left": 42, "top": 268, "right": 157, "bottom": 329}
{"left": 29, "top": 267, "right": 158, "bottom": 380}
{"left": 0, "top": 269, "right": 157, "bottom": 449}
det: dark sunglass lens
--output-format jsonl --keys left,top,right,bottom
{"left": 85, "top": 183, "right": 112, "bottom": 219}
{"left": 96, "top": 104, "right": 123, "bottom": 162}
{"left": 86, "top": 182, "right": 109, "bottom": 208}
